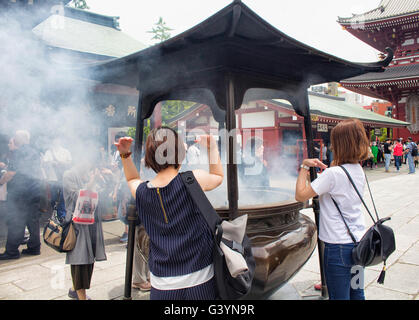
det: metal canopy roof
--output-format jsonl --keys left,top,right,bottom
{"left": 83, "top": 0, "right": 392, "bottom": 119}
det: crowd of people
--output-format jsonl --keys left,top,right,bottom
{"left": 317, "top": 137, "right": 418, "bottom": 175}
{"left": 0, "top": 130, "right": 153, "bottom": 299}
{"left": 361, "top": 138, "right": 418, "bottom": 174}
{"left": 0, "top": 125, "right": 417, "bottom": 301}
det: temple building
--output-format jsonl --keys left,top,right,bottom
{"left": 0, "top": 1, "right": 145, "bottom": 153}
{"left": 338, "top": 0, "right": 419, "bottom": 140}
{"left": 165, "top": 91, "right": 408, "bottom": 174}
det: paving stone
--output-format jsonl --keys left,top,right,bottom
{"left": 367, "top": 250, "right": 404, "bottom": 272}
{"left": 94, "top": 249, "right": 126, "bottom": 270}
{"left": 393, "top": 234, "right": 417, "bottom": 252}
{"left": 365, "top": 285, "right": 413, "bottom": 300}
{"left": 385, "top": 215, "right": 413, "bottom": 231}
{"left": 289, "top": 269, "right": 319, "bottom": 296}
{"left": 0, "top": 265, "right": 47, "bottom": 286}
{"left": 131, "top": 288, "right": 150, "bottom": 300}
{"left": 376, "top": 263, "right": 419, "bottom": 295}
{"left": 6, "top": 282, "right": 72, "bottom": 300}
{"left": 87, "top": 278, "right": 126, "bottom": 300}
{"left": 0, "top": 283, "right": 24, "bottom": 299}
{"left": 269, "top": 282, "right": 302, "bottom": 300}
{"left": 399, "top": 242, "right": 419, "bottom": 266}
{"left": 363, "top": 268, "right": 381, "bottom": 287}
{"left": 90, "top": 264, "right": 125, "bottom": 287}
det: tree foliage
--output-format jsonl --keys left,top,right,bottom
{"left": 147, "top": 17, "right": 173, "bottom": 43}
{"left": 71, "top": 0, "right": 90, "bottom": 10}
{"left": 160, "top": 100, "right": 196, "bottom": 125}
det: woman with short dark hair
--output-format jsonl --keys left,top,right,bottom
{"left": 295, "top": 119, "right": 370, "bottom": 300}
{"left": 115, "top": 127, "right": 223, "bottom": 300}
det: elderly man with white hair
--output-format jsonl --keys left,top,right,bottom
{"left": 0, "top": 130, "right": 42, "bottom": 260}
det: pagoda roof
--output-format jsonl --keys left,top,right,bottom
{"left": 32, "top": 6, "right": 146, "bottom": 58}
{"left": 341, "top": 64, "right": 419, "bottom": 84}
{"left": 338, "top": 0, "right": 419, "bottom": 26}
{"left": 81, "top": 0, "right": 392, "bottom": 118}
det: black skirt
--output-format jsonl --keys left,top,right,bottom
{"left": 71, "top": 264, "right": 94, "bottom": 290}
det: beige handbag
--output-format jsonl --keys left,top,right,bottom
{"left": 43, "top": 219, "right": 77, "bottom": 252}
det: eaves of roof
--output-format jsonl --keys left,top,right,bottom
{"left": 338, "top": 0, "right": 419, "bottom": 25}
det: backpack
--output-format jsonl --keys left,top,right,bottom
{"left": 180, "top": 171, "right": 255, "bottom": 300}
{"left": 411, "top": 143, "right": 418, "bottom": 157}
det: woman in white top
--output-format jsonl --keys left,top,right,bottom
{"left": 295, "top": 119, "right": 370, "bottom": 300}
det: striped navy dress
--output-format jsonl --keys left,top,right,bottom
{"left": 135, "top": 173, "right": 216, "bottom": 300}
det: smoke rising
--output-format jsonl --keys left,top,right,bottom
{"left": 0, "top": 5, "right": 104, "bottom": 164}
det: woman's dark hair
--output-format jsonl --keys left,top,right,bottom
{"left": 330, "top": 119, "right": 370, "bottom": 166}
{"left": 144, "top": 127, "right": 186, "bottom": 173}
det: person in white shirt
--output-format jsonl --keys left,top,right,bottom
{"left": 295, "top": 118, "right": 370, "bottom": 300}
{"left": 42, "top": 138, "right": 72, "bottom": 220}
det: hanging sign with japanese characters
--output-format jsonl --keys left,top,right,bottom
{"left": 317, "top": 123, "right": 328, "bottom": 132}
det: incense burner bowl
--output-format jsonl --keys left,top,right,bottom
{"left": 214, "top": 187, "right": 317, "bottom": 299}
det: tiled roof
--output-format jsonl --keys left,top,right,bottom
{"left": 32, "top": 14, "right": 146, "bottom": 58}
{"left": 338, "top": 0, "right": 419, "bottom": 25}
{"left": 63, "top": 6, "right": 120, "bottom": 30}
{"left": 273, "top": 92, "right": 409, "bottom": 127}
{"left": 341, "top": 64, "right": 419, "bottom": 83}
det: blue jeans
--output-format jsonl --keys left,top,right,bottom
{"left": 394, "top": 156, "right": 402, "bottom": 170}
{"left": 323, "top": 242, "right": 365, "bottom": 300}
{"left": 384, "top": 153, "right": 391, "bottom": 171}
{"left": 50, "top": 183, "right": 66, "bottom": 219}
{"left": 407, "top": 153, "right": 415, "bottom": 173}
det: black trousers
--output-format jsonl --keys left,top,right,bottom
{"left": 71, "top": 264, "right": 95, "bottom": 291}
{"left": 6, "top": 193, "right": 41, "bottom": 256}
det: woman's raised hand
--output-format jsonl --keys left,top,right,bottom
{"left": 302, "top": 158, "right": 327, "bottom": 170}
{"left": 195, "top": 135, "right": 217, "bottom": 149}
{"left": 114, "top": 137, "right": 134, "bottom": 155}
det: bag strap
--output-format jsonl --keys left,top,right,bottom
{"left": 339, "top": 165, "right": 379, "bottom": 223}
{"left": 179, "top": 171, "right": 222, "bottom": 236}
{"left": 331, "top": 197, "right": 357, "bottom": 244}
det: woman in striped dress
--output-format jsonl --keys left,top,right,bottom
{"left": 115, "top": 127, "right": 223, "bottom": 300}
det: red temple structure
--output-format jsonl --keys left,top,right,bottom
{"left": 338, "top": 0, "right": 419, "bottom": 140}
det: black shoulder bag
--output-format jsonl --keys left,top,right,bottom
{"left": 331, "top": 165, "right": 395, "bottom": 284}
{"left": 180, "top": 171, "right": 255, "bottom": 300}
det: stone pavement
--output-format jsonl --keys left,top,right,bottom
{"left": 0, "top": 163, "right": 418, "bottom": 300}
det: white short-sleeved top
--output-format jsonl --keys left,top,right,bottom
{"left": 311, "top": 163, "right": 366, "bottom": 244}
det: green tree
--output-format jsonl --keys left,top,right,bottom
{"left": 147, "top": 17, "right": 173, "bottom": 43}
{"left": 128, "top": 119, "right": 151, "bottom": 142}
{"left": 160, "top": 100, "right": 196, "bottom": 125}
{"left": 146, "top": 20, "right": 196, "bottom": 134}
{"left": 70, "top": 0, "right": 90, "bottom": 9}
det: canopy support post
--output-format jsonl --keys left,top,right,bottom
{"left": 123, "top": 91, "right": 144, "bottom": 300}
{"left": 225, "top": 75, "right": 239, "bottom": 220}
{"left": 301, "top": 90, "right": 328, "bottom": 300}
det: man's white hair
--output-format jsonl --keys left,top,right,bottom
{"left": 14, "top": 130, "right": 31, "bottom": 146}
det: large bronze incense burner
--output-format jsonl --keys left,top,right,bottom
{"left": 216, "top": 195, "right": 316, "bottom": 298}
{"left": 85, "top": 0, "right": 391, "bottom": 299}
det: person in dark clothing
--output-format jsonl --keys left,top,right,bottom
{"left": 0, "top": 130, "right": 42, "bottom": 260}
{"left": 240, "top": 137, "right": 269, "bottom": 187}
{"left": 115, "top": 127, "right": 223, "bottom": 300}
{"left": 383, "top": 138, "right": 392, "bottom": 172}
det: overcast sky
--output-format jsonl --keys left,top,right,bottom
{"left": 84, "top": 0, "right": 383, "bottom": 63}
